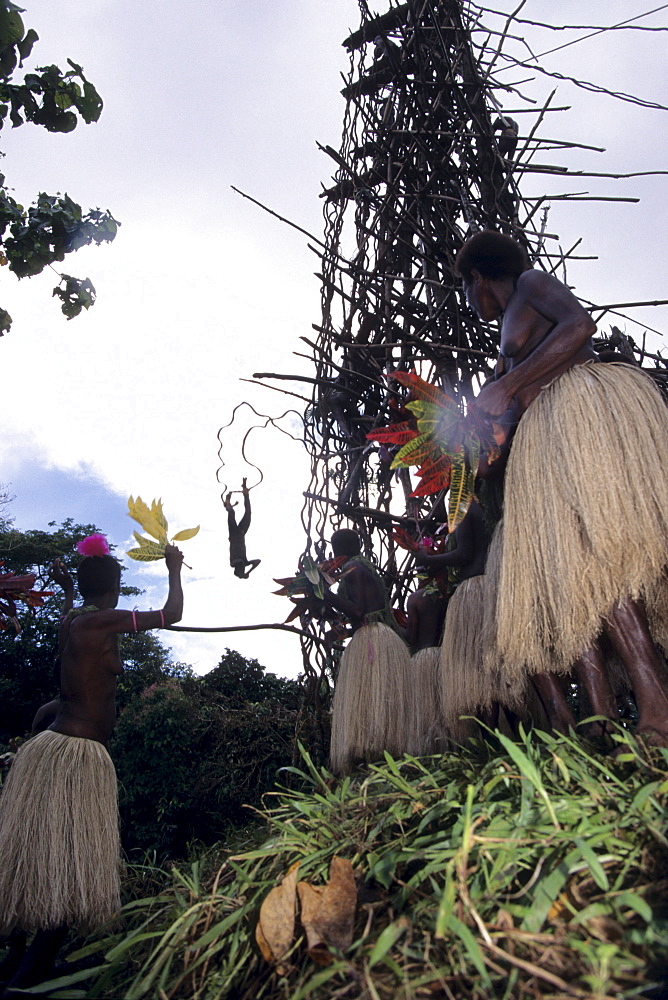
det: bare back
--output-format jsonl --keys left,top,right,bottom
{"left": 50, "top": 611, "right": 124, "bottom": 746}
{"left": 406, "top": 588, "right": 447, "bottom": 652}
{"left": 336, "top": 558, "right": 386, "bottom": 633}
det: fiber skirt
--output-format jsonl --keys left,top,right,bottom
{"left": 496, "top": 362, "right": 668, "bottom": 677}
{"left": 0, "top": 730, "right": 121, "bottom": 935}
{"left": 409, "top": 647, "right": 448, "bottom": 755}
{"left": 329, "top": 623, "right": 412, "bottom": 775}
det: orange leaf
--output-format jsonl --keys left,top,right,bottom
{"left": 392, "top": 371, "right": 455, "bottom": 409}
{"left": 296, "top": 857, "right": 357, "bottom": 966}
{"left": 255, "top": 861, "right": 300, "bottom": 971}
{"left": 392, "top": 528, "right": 422, "bottom": 553}
{"left": 415, "top": 454, "right": 452, "bottom": 480}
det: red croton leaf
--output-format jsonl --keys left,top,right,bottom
{"left": 366, "top": 420, "right": 418, "bottom": 446}
{"left": 392, "top": 607, "right": 408, "bottom": 629}
{"left": 410, "top": 471, "right": 452, "bottom": 498}
{"left": 391, "top": 527, "right": 422, "bottom": 553}
{"left": 391, "top": 370, "right": 457, "bottom": 409}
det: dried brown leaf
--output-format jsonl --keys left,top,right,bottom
{"left": 255, "top": 861, "right": 299, "bottom": 967}
{"left": 297, "top": 856, "right": 357, "bottom": 965}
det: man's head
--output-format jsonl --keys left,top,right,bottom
{"left": 331, "top": 528, "right": 362, "bottom": 559}
{"left": 456, "top": 231, "right": 530, "bottom": 322}
{"left": 455, "top": 230, "right": 529, "bottom": 283}
{"left": 77, "top": 556, "right": 121, "bottom": 605}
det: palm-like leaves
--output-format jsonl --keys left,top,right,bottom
{"left": 367, "top": 372, "right": 499, "bottom": 531}
{"left": 274, "top": 555, "right": 352, "bottom": 624}
{"left": 126, "top": 496, "right": 200, "bottom": 561}
{"left": 0, "top": 566, "right": 53, "bottom": 632}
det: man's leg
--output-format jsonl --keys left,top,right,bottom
{"left": 572, "top": 644, "right": 618, "bottom": 737}
{"left": 1, "top": 926, "right": 68, "bottom": 996}
{"left": 531, "top": 673, "right": 577, "bottom": 735}
{"left": 606, "top": 597, "right": 668, "bottom": 745}
{"left": 243, "top": 559, "right": 261, "bottom": 578}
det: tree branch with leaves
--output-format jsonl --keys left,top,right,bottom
{"left": 0, "top": 1, "right": 119, "bottom": 335}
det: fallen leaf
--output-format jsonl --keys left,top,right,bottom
{"left": 255, "top": 861, "right": 300, "bottom": 969}
{"left": 297, "top": 856, "right": 357, "bottom": 965}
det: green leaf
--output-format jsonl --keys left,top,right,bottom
{"left": 368, "top": 918, "right": 409, "bottom": 968}
{"left": 573, "top": 837, "right": 609, "bottom": 891}
{"left": 447, "top": 452, "right": 474, "bottom": 533}
{"left": 446, "top": 915, "right": 492, "bottom": 986}
{"left": 522, "top": 860, "right": 568, "bottom": 933}
{"left": 390, "top": 432, "right": 430, "bottom": 468}
{"left": 496, "top": 732, "right": 560, "bottom": 829}
{"left": 302, "top": 556, "right": 321, "bottom": 587}
{"left": 0, "top": 8, "right": 24, "bottom": 47}
{"left": 614, "top": 890, "right": 652, "bottom": 923}
{"left": 435, "top": 861, "right": 456, "bottom": 936}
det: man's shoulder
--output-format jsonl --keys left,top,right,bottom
{"left": 514, "top": 268, "right": 555, "bottom": 298}
{"left": 346, "top": 555, "right": 378, "bottom": 576}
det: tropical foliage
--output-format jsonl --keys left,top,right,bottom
{"left": 0, "top": 565, "right": 51, "bottom": 631}
{"left": 42, "top": 728, "right": 668, "bottom": 999}
{"left": 367, "top": 372, "right": 499, "bottom": 531}
{"left": 112, "top": 650, "right": 301, "bottom": 859}
{"left": 0, "top": 0, "right": 118, "bottom": 333}
{"left": 273, "top": 555, "right": 350, "bottom": 624}
{"left": 127, "top": 496, "right": 200, "bottom": 562}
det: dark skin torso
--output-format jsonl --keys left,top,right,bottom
{"left": 466, "top": 261, "right": 668, "bottom": 744}
{"left": 49, "top": 546, "right": 184, "bottom": 747}
{"left": 326, "top": 557, "right": 386, "bottom": 634}
{"left": 467, "top": 267, "right": 597, "bottom": 424}
{"left": 406, "top": 588, "right": 447, "bottom": 652}
{"left": 50, "top": 612, "right": 124, "bottom": 747}
{"left": 416, "top": 500, "right": 489, "bottom": 581}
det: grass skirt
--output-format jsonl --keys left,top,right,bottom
{"left": 441, "top": 524, "right": 528, "bottom": 737}
{"left": 0, "top": 730, "right": 121, "bottom": 935}
{"left": 408, "top": 647, "right": 449, "bottom": 755}
{"left": 330, "top": 623, "right": 412, "bottom": 775}
{"left": 440, "top": 576, "right": 489, "bottom": 740}
{"left": 496, "top": 363, "right": 668, "bottom": 678}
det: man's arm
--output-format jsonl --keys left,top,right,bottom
{"left": 49, "top": 558, "right": 74, "bottom": 616}
{"left": 476, "top": 270, "right": 596, "bottom": 417}
{"left": 405, "top": 592, "right": 419, "bottom": 647}
{"left": 324, "top": 564, "right": 367, "bottom": 621}
{"left": 415, "top": 513, "right": 476, "bottom": 571}
{"left": 82, "top": 545, "right": 184, "bottom": 633}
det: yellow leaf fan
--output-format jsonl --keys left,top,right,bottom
{"left": 127, "top": 496, "right": 199, "bottom": 562}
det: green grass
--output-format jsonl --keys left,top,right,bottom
{"left": 33, "top": 726, "right": 668, "bottom": 999}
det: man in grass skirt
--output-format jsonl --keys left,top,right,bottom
{"left": 0, "top": 536, "right": 184, "bottom": 993}
{"left": 457, "top": 230, "right": 668, "bottom": 745}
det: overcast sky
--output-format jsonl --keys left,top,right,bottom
{"left": 1, "top": 1, "right": 666, "bottom": 677}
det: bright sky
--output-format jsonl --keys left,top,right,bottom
{"left": 1, "top": 1, "right": 666, "bottom": 677}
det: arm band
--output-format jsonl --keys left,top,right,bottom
{"left": 159, "top": 609, "right": 165, "bottom": 628}
{"left": 132, "top": 610, "right": 138, "bottom": 633}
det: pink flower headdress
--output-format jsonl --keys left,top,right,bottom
{"left": 76, "top": 534, "right": 111, "bottom": 557}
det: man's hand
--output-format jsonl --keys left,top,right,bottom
{"left": 474, "top": 377, "right": 515, "bottom": 419}
{"left": 49, "top": 558, "right": 73, "bottom": 590}
{"left": 414, "top": 548, "right": 433, "bottom": 571}
{"left": 165, "top": 544, "right": 184, "bottom": 571}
